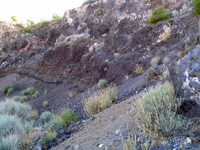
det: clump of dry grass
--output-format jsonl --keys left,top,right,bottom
{"left": 83, "top": 85, "right": 118, "bottom": 117}
{"left": 134, "top": 64, "right": 144, "bottom": 75}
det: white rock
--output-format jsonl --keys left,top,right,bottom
{"left": 99, "top": 144, "right": 103, "bottom": 148}
{"left": 186, "top": 137, "right": 192, "bottom": 144}
{"left": 115, "top": 129, "right": 121, "bottom": 135}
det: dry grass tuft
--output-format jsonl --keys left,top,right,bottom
{"left": 134, "top": 64, "right": 144, "bottom": 75}
{"left": 83, "top": 85, "right": 118, "bottom": 117}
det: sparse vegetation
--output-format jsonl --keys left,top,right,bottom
{"left": 134, "top": 64, "right": 144, "bottom": 75}
{"left": 83, "top": 85, "right": 118, "bottom": 117}
{"left": 46, "top": 119, "right": 63, "bottom": 132}
{"left": 43, "top": 101, "right": 49, "bottom": 108}
{"left": 12, "top": 95, "right": 28, "bottom": 103}
{"left": 193, "top": 0, "right": 200, "bottom": 14}
{"left": 27, "top": 19, "right": 35, "bottom": 25}
{"left": 0, "top": 134, "right": 19, "bottom": 150}
{"left": 3, "top": 85, "right": 13, "bottom": 94}
{"left": 34, "top": 90, "right": 40, "bottom": 97}
{"left": 94, "top": 8, "right": 104, "bottom": 16}
{"left": 19, "top": 19, "right": 49, "bottom": 33}
{"left": 148, "top": 6, "right": 169, "bottom": 23}
{"left": 40, "top": 111, "right": 53, "bottom": 125}
{"left": 150, "top": 56, "right": 160, "bottom": 66}
{"left": 45, "top": 130, "right": 57, "bottom": 142}
{"left": 32, "top": 110, "right": 38, "bottom": 119}
{"left": 0, "top": 115, "right": 23, "bottom": 138}
{"left": 0, "top": 100, "right": 33, "bottom": 120}
{"left": 162, "top": 56, "right": 170, "bottom": 64}
{"left": 98, "top": 79, "right": 108, "bottom": 89}
{"left": 136, "top": 81, "right": 189, "bottom": 138}
{"left": 23, "top": 87, "right": 35, "bottom": 96}
{"left": 52, "top": 13, "right": 61, "bottom": 20}
{"left": 60, "top": 110, "right": 78, "bottom": 128}
{"left": 11, "top": 16, "right": 17, "bottom": 22}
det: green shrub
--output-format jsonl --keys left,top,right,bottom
{"left": 83, "top": 86, "right": 118, "bottom": 117}
{"left": 43, "top": 101, "right": 49, "bottom": 108}
{"left": 44, "top": 131, "right": 57, "bottom": 142}
{"left": 12, "top": 96, "right": 28, "bottom": 103}
{"left": 34, "top": 20, "right": 49, "bottom": 30}
{"left": 0, "top": 115, "right": 23, "bottom": 138}
{"left": 0, "top": 100, "right": 32, "bottom": 120}
{"left": 46, "top": 119, "right": 63, "bottom": 132}
{"left": 0, "top": 134, "right": 19, "bottom": 150}
{"left": 27, "top": 19, "right": 35, "bottom": 25}
{"left": 136, "top": 81, "right": 189, "bottom": 138}
{"left": 40, "top": 111, "right": 53, "bottom": 125}
{"left": 34, "top": 90, "right": 39, "bottom": 97}
{"left": 11, "top": 16, "right": 17, "bottom": 22}
{"left": 193, "top": 0, "right": 200, "bottom": 14}
{"left": 98, "top": 79, "right": 108, "bottom": 89}
{"left": 52, "top": 13, "right": 61, "bottom": 20}
{"left": 3, "top": 85, "right": 13, "bottom": 94}
{"left": 60, "top": 110, "right": 78, "bottom": 128}
{"left": 19, "top": 27, "right": 32, "bottom": 33}
{"left": 148, "top": 6, "right": 169, "bottom": 23}
{"left": 23, "top": 87, "right": 35, "bottom": 96}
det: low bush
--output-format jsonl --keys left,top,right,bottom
{"left": 52, "top": 13, "right": 61, "bottom": 20}
{"left": 148, "top": 6, "right": 169, "bottom": 23}
{"left": 98, "top": 79, "right": 108, "bottom": 89}
{"left": 0, "top": 134, "right": 19, "bottom": 150}
{"left": 19, "top": 20, "right": 49, "bottom": 34}
{"left": 83, "top": 85, "right": 118, "bottom": 117}
{"left": 23, "top": 87, "right": 35, "bottom": 96}
{"left": 60, "top": 110, "right": 78, "bottom": 128}
{"left": 46, "top": 119, "right": 63, "bottom": 132}
{"left": 136, "top": 81, "right": 189, "bottom": 138}
{"left": 0, "top": 115, "right": 23, "bottom": 138}
{"left": 34, "top": 90, "right": 40, "bottom": 97}
{"left": 0, "top": 100, "right": 32, "bottom": 120}
{"left": 12, "top": 96, "right": 28, "bottom": 103}
{"left": 42, "top": 101, "right": 49, "bottom": 108}
{"left": 40, "top": 111, "right": 53, "bottom": 125}
{"left": 150, "top": 56, "right": 160, "bottom": 66}
{"left": 3, "top": 85, "right": 13, "bottom": 94}
{"left": 19, "top": 27, "right": 32, "bottom": 33}
{"left": 45, "top": 131, "right": 57, "bottom": 142}
{"left": 193, "top": 0, "right": 200, "bottom": 14}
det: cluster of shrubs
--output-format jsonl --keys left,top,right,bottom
{"left": 149, "top": 1, "right": 200, "bottom": 24}
{"left": 39, "top": 110, "right": 78, "bottom": 148}
{"left": 19, "top": 19, "right": 49, "bottom": 33}
{"left": 0, "top": 100, "right": 34, "bottom": 149}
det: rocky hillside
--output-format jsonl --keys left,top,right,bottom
{"left": 0, "top": 0, "right": 200, "bottom": 149}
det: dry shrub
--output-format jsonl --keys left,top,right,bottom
{"left": 83, "top": 85, "right": 118, "bottom": 117}
{"left": 134, "top": 64, "right": 144, "bottom": 75}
